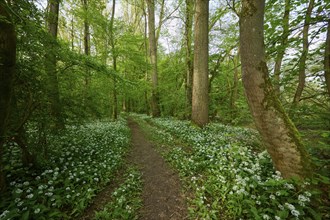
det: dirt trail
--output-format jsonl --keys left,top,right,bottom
{"left": 128, "top": 119, "right": 187, "bottom": 220}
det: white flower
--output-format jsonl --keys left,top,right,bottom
{"left": 34, "top": 208, "right": 41, "bottom": 214}
{"left": 0, "top": 210, "right": 10, "bottom": 218}
{"left": 269, "top": 194, "right": 275, "bottom": 200}
{"left": 263, "top": 214, "right": 270, "bottom": 220}
{"left": 23, "top": 181, "right": 29, "bottom": 186}
{"left": 15, "top": 189, "right": 23, "bottom": 194}
{"left": 285, "top": 203, "right": 295, "bottom": 210}
{"left": 45, "top": 192, "right": 53, "bottom": 197}
{"left": 26, "top": 194, "right": 34, "bottom": 199}
{"left": 284, "top": 183, "right": 295, "bottom": 190}
{"left": 304, "top": 191, "right": 311, "bottom": 197}
{"left": 275, "top": 216, "right": 281, "bottom": 220}
{"left": 298, "top": 194, "right": 310, "bottom": 203}
{"left": 291, "top": 209, "right": 300, "bottom": 217}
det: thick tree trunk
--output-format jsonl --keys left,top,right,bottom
{"left": 325, "top": 19, "right": 330, "bottom": 97}
{"left": 192, "top": 0, "right": 209, "bottom": 127}
{"left": 185, "top": 0, "right": 194, "bottom": 118}
{"left": 273, "top": 0, "right": 290, "bottom": 95}
{"left": 147, "top": 0, "right": 161, "bottom": 117}
{"left": 0, "top": 5, "right": 16, "bottom": 194}
{"left": 240, "top": 0, "right": 312, "bottom": 179}
{"left": 46, "top": 0, "right": 64, "bottom": 129}
{"left": 292, "top": 0, "right": 314, "bottom": 104}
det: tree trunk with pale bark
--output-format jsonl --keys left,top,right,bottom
{"left": 240, "top": 0, "right": 312, "bottom": 179}
{"left": 192, "top": 0, "right": 209, "bottom": 127}
{"left": 325, "top": 19, "right": 330, "bottom": 97}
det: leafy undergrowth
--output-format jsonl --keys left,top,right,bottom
{"left": 0, "top": 118, "right": 130, "bottom": 219}
{"left": 132, "top": 113, "right": 329, "bottom": 220}
{"left": 94, "top": 167, "right": 142, "bottom": 220}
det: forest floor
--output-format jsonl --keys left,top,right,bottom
{"left": 80, "top": 119, "right": 188, "bottom": 219}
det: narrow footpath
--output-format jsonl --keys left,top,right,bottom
{"left": 128, "top": 119, "right": 187, "bottom": 220}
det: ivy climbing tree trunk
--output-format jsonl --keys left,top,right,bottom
{"left": 45, "top": 0, "right": 64, "bottom": 129}
{"left": 273, "top": 0, "right": 291, "bottom": 96}
{"left": 239, "top": 0, "right": 312, "bottom": 179}
{"left": 292, "top": 0, "right": 314, "bottom": 104}
{"left": 325, "top": 19, "right": 330, "bottom": 97}
{"left": 0, "top": 4, "right": 16, "bottom": 194}
{"left": 147, "top": 0, "right": 161, "bottom": 117}
{"left": 110, "top": 0, "right": 118, "bottom": 119}
{"left": 184, "top": 0, "right": 194, "bottom": 118}
{"left": 192, "top": 0, "right": 209, "bottom": 127}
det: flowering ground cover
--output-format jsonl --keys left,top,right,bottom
{"left": 132, "top": 114, "right": 328, "bottom": 220}
{"left": 94, "top": 167, "right": 142, "bottom": 220}
{"left": 0, "top": 118, "right": 130, "bottom": 219}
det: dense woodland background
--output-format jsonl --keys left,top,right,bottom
{"left": 0, "top": 0, "right": 329, "bottom": 219}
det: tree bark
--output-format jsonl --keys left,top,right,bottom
{"left": 184, "top": 0, "right": 194, "bottom": 118}
{"left": 240, "top": 0, "right": 312, "bottom": 179}
{"left": 292, "top": 0, "right": 314, "bottom": 104}
{"left": 273, "top": 0, "right": 291, "bottom": 95}
{"left": 82, "top": 0, "right": 91, "bottom": 109}
{"left": 45, "top": 0, "right": 64, "bottom": 129}
{"left": 325, "top": 19, "right": 330, "bottom": 97}
{"left": 110, "top": 0, "right": 118, "bottom": 119}
{"left": 0, "top": 4, "right": 16, "bottom": 194}
{"left": 230, "top": 52, "right": 240, "bottom": 118}
{"left": 147, "top": 0, "right": 161, "bottom": 117}
{"left": 192, "top": 0, "right": 209, "bottom": 127}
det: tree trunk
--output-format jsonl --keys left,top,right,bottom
{"left": 292, "top": 0, "right": 314, "bottom": 104}
{"left": 143, "top": 4, "right": 150, "bottom": 114}
{"left": 273, "top": 0, "right": 291, "bottom": 95}
{"left": 0, "top": 4, "right": 16, "bottom": 194}
{"left": 46, "top": 0, "right": 64, "bottom": 129}
{"left": 147, "top": 0, "right": 161, "bottom": 117}
{"left": 184, "top": 0, "right": 194, "bottom": 118}
{"left": 155, "top": 0, "right": 165, "bottom": 45}
{"left": 239, "top": 0, "right": 312, "bottom": 179}
{"left": 230, "top": 53, "right": 239, "bottom": 118}
{"left": 192, "top": 0, "right": 209, "bottom": 127}
{"left": 110, "top": 0, "right": 118, "bottom": 120}
{"left": 325, "top": 19, "right": 330, "bottom": 97}
{"left": 82, "top": 0, "right": 90, "bottom": 108}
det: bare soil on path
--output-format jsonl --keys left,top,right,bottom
{"left": 127, "top": 119, "right": 188, "bottom": 220}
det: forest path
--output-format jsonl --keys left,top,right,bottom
{"left": 127, "top": 118, "right": 188, "bottom": 220}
